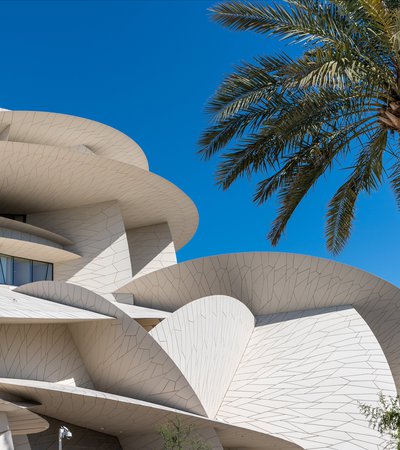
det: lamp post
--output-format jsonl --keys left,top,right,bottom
{"left": 58, "top": 425, "right": 72, "bottom": 450}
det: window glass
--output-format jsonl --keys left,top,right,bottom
{"left": 0, "top": 255, "right": 13, "bottom": 285}
{"left": 13, "top": 258, "right": 32, "bottom": 286}
{"left": 0, "top": 254, "right": 53, "bottom": 286}
{"left": 33, "top": 261, "right": 48, "bottom": 282}
{"left": 45, "top": 263, "right": 53, "bottom": 281}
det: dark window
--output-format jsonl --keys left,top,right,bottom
{"left": 32, "top": 260, "right": 52, "bottom": 282}
{"left": 13, "top": 258, "right": 32, "bottom": 286}
{"left": 0, "top": 254, "right": 53, "bottom": 286}
{"left": 0, "top": 214, "right": 26, "bottom": 223}
{"left": 0, "top": 255, "right": 13, "bottom": 285}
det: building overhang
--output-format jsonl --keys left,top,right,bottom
{"left": 0, "top": 286, "right": 114, "bottom": 323}
{"left": 0, "top": 379, "right": 303, "bottom": 449}
{"left": 0, "top": 110, "right": 149, "bottom": 170}
{"left": 0, "top": 141, "right": 198, "bottom": 250}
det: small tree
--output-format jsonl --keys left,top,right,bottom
{"left": 360, "top": 393, "right": 400, "bottom": 449}
{"left": 158, "top": 416, "right": 211, "bottom": 450}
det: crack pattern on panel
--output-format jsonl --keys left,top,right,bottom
{"left": 120, "top": 253, "right": 400, "bottom": 315}
{"left": 218, "top": 306, "right": 396, "bottom": 450}
{"left": 150, "top": 295, "right": 254, "bottom": 418}
{"left": 69, "top": 318, "right": 206, "bottom": 415}
{"left": 0, "top": 324, "right": 92, "bottom": 388}
{"left": 28, "top": 202, "right": 132, "bottom": 299}
{"left": 0, "top": 110, "right": 148, "bottom": 170}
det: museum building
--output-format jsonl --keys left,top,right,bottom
{"left": 0, "top": 110, "right": 397, "bottom": 450}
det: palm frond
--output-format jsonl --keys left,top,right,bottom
{"left": 208, "top": 54, "right": 292, "bottom": 120}
{"left": 202, "top": 0, "right": 399, "bottom": 252}
{"left": 389, "top": 153, "right": 400, "bottom": 207}
{"left": 210, "top": 0, "right": 358, "bottom": 46}
{"left": 326, "top": 127, "right": 387, "bottom": 254}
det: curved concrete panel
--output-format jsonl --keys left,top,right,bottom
{"left": 16, "top": 281, "right": 206, "bottom": 416}
{"left": 118, "top": 252, "right": 400, "bottom": 403}
{"left": 118, "top": 252, "right": 400, "bottom": 314}
{"left": 0, "top": 217, "right": 72, "bottom": 247}
{"left": 0, "top": 110, "right": 149, "bottom": 170}
{"left": 0, "top": 285, "right": 112, "bottom": 323}
{"left": 0, "top": 379, "right": 304, "bottom": 450}
{"left": 218, "top": 305, "right": 397, "bottom": 450}
{"left": 0, "top": 399, "right": 48, "bottom": 436}
{"left": 0, "top": 141, "right": 197, "bottom": 250}
{"left": 150, "top": 295, "right": 255, "bottom": 418}
{"left": 0, "top": 322, "right": 93, "bottom": 388}
{"left": 0, "top": 232, "right": 79, "bottom": 263}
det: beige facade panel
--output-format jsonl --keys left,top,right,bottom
{"left": 0, "top": 380, "right": 303, "bottom": 450}
{"left": 0, "top": 399, "right": 48, "bottom": 436}
{"left": 113, "top": 303, "right": 170, "bottom": 319}
{"left": 0, "top": 323, "right": 93, "bottom": 388}
{"left": 0, "top": 111, "right": 398, "bottom": 449}
{"left": 117, "top": 252, "right": 399, "bottom": 314}
{"left": 150, "top": 295, "right": 255, "bottom": 418}
{"left": 0, "top": 217, "right": 72, "bottom": 247}
{"left": 0, "top": 110, "right": 149, "bottom": 170}
{"left": 118, "top": 252, "right": 400, "bottom": 396}
{"left": 28, "top": 202, "right": 132, "bottom": 297}
{"left": 15, "top": 281, "right": 207, "bottom": 415}
{"left": 0, "top": 286, "right": 113, "bottom": 323}
{"left": 0, "top": 235, "right": 79, "bottom": 263}
{"left": 0, "top": 141, "right": 197, "bottom": 250}
{"left": 218, "top": 305, "right": 396, "bottom": 450}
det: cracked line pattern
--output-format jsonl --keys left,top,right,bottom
{"left": 218, "top": 305, "right": 397, "bottom": 450}
{"left": 0, "top": 323, "right": 93, "bottom": 388}
{"left": 0, "top": 379, "right": 302, "bottom": 450}
{"left": 17, "top": 280, "right": 205, "bottom": 415}
{"left": 150, "top": 295, "right": 254, "bottom": 418}
{"left": 120, "top": 252, "right": 400, "bottom": 393}
{"left": 121, "top": 253, "right": 400, "bottom": 316}
{"left": 0, "top": 141, "right": 197, "bottom": 250}
{"left": 0, "top": 110, "right": 148, "bottom": 170}
{"left": 29, "top": 202, "right": 133, "bottom": 299}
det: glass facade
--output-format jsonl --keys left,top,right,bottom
{"left": 0, "top": 254, "right": 53, "bottom": 286}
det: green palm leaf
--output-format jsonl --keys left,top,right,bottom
{"left": 202, "top": 0, "right": 400, "bottom": 253}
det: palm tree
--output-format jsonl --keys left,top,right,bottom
{"left": 200, "top": 0, "right": 400, "bottom": 254}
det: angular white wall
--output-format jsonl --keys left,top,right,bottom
{"left": 28, "top": 202, "right": 132, "bottom": 299}
{"left": 126, "top": 223, "right": 177, "bottom": 279}
{"left": 0, "top": 324, "right": 92, "bottom": 388}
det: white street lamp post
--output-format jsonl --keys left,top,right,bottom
{"left": 58, "top": 426, "right": 72, "bottom": 450}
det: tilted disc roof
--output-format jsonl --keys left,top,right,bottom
{"left": 0, "top": 110, "right": 149, "bottom": 169}
{"left": 0, "top": 138, "right": 198, "bottom": 250}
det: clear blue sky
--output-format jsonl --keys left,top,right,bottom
{"left": 1, "top": 0, "right": 399, "bottom": 286}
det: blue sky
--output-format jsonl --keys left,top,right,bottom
{"left": 1, "top": 0, "right": 399, "bottom": 286}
